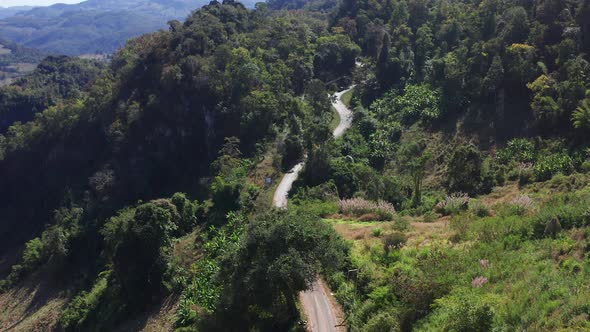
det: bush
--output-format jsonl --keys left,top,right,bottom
{"left": 339, "top": 198, "right": 396, "bottom": 221}
{"left": 435, "top": 193, "right": 470, "bottom": 216}
{"left": 498, "top": 138, "right": 536, "bottom": 164}
{"left": 293, "top": 200, "right": 339, "bottom": 217}
{"left": 469, "top": 200, "right": 490, "bottom": 217}
{"left": 372, "top": 228, "right": 383, "bottom": 237}
{"left": 416, "top": 291, "right": 501, "bottom": 332}
{"left": 60, "top": 271, "right": 110, "bottom": 330}
{"left": 422, "top": 211, "right": 438, "bottom": 222}
{"left": 509, "top": 195, "right": 534, "bottom": 216}
{"left": 383, "top": 232, "right": 407, "bottom": 253}
{"left": 532, "top": 195, "right": 590, "bottom": 236}
{"left": 534, "top": 153, "right": 574, "bottom": 181}
{"left": 447, "top": 144, "right": 484, "bottom": 195}
{"left": 362, "top": 312, "right": 400, "bottom": 332}
{"left": 517, "top": 164, "right": 535, "bottom": 186}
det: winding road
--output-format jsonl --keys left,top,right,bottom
{"left": 273, "top": 85, "right": 355, "bottom": 331}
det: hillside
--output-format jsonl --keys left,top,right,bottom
{"left": 0, "top": 55, "right": 105, "bottom": 132}
{"left": 0, "top": 0, "right": 256, "bottom": 56}
{"left": 0, "top": 38, "right": 45, "bottom": 86}
{"left": 0, "top": 0, "right": 590, "bottom": 331}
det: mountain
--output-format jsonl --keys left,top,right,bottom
{"left": 0, "top": 6, "right": 34, "bottom": 19}
{"left": 1, "top": 0, "right": 590, "bottom": 331}
{"left": 0, "top": 0, "right": 256, "bottom": 56}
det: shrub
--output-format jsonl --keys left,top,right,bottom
{"left": 532, "top": 195, "right": 589, "bottom": 236}
{"left": 416, "top": 291, "right": 500, "bottom": 332}
{"left": 509, "top": 195, "right": 534, "bottom": 216}
{"left": 339, "top": 198, "right": 396, "bottom": 221}
{"left": 60, "top": 271, "right": 110, "bottom": 330}
{"left": 534, "top": 153, "right": 574, "bottom": 181}
{"left": 423, "top": 211, "right": 438, "bottom": 222}
{"left": 362, "top": 312, "right": 400, "bottom": 332}
{"left": 435, "top": 193, "right": 470, "bottom": 216}
{"left": 392, "top": 217, "right": 412, "bottom": 232}
{"left": 469, "top": 200, "right": 490, "bottom": 217}
{"left": 447, "top": 144, "right": 484, "bottom": 195}
{"left": 498, "top": 138, "right": 536, "bottom": 164}
{"left": 383, "top": 232, "right": 407, "bottom": 253}
{"left": 293, "top": 200, "right": 339, "bottom": 217}
{"left": 544, "top": 218, "right": 562, "bottom": 238}
{"left": 372, "top": 228, "right": 383, "bottom": 237}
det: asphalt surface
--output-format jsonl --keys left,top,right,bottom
{"left": 272, "top": 86, "right": 353, "bottom": 332}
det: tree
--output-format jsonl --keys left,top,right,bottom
{"left": 415, "top": 24, "right": 434, "bottom": 77}
{"left": 398, "top": 142, "right": 431, "bottom": 207}
{"left": 482, "top": 55, "right": 504, "bottom": 95}
{"left": 218, "top": 211, "right": 349, "bottom": 330}
{"left": 447, "top": 144, "right": 483, "bottom": 195}
{"left": 110, "top": 202, "right": 178, "bottom": 307}
{"left": 572, "top": 99, "right": 590, "bottom": 130}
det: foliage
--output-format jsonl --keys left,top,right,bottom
{"left": 394, "top": 84, "right": 442, "bottom": 123}
{"left": 0, "top": 55, "right": 104, "bottom": 132}
{"left": 534, "top": 153, "right": 574, "bottom": 181}
{"left": 447, "top": 144, "right": 484, "bottom": 195}
{"left": 397, "top": 141, "right": 431, "bottom": 207}
{"left": 572, "top": 99, "right": 590, "bottom": 130}
{"left": 339, "top": 198, "right": 396, "bottom": 221}
{"left": 435, "top": 192, "right": 470, "bottom": 216}
{"left": 215, "top": 211, "right": 349, "bottom": 330}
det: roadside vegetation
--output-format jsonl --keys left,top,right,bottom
{"left": 1, "top": 0, "right": 590, "bottom": 330}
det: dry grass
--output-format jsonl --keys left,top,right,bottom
{"left": 114, "top": 295, "right": 180, "bottom": 332}
{"left": 480, "top": 181, "right": 522, "bottom": 207}
{"left": 0, "top": 268, "right": 70, "bottom": 332}
{"left": 325, "top": 216, "right": 451, "bottom": 246}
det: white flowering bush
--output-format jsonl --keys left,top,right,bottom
{"left": 339, "top": 198, "right": 396, "bottom": 221}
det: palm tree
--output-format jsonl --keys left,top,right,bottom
{"left": 572, "top": 99, "right": 590, "bottom": 130}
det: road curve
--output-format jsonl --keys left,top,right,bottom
{"left": 332, "top": 86, "right": 355, "bottom": 139}
{"left": 272, "top": 86, "right": 354, "bottom": 332}
{"left": 273, "top": 161, "right": 305, "bottom": 209}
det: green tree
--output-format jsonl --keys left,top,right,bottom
{"left": 572, "top": 99, "right": 590, "bottom": 130}
{"left": 110, "top": 202, "right": 177, "bottom": 307}
{"left": 218, "top": 211, "right": 349, "bottom": 330}
{"left": 447, "top": 144, "right": 483, "bottom": 195}
{"left": 398, "top": 142, "right": 431, "bottom": 207}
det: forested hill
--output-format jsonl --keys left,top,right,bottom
{"left": 0, "top": 55, "right": 105, "bottom": 132}
{"left": 0, "top": 4, "right": 357, "bottom": 329}
{"left": 1, "top": 0, "right": 590, "bottom": 331}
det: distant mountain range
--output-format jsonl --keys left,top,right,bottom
{"left": 0, "top": 6, "right": 34, "bottom": 19}
{"left": 0, "top": 0, "right": 257, "bottom": 56}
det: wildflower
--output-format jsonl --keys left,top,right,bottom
{"left": 479, "top": 259, "right": 489, "bottom": 269}
{"left": 472, "top": 276, "right": 488, "bottom": 288}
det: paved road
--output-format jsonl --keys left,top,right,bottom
{"left": 332, "top": 86, "right": 355, "bottom": 139}
{"left": 300, "top": 279, "right": 342, "bottom": 332}
{"left": 272, "top": 86, "right": 354, "bottom": 332}
{"left": 273, "top": 161, "right": 305, "bottom": 209}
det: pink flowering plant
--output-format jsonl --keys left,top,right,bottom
{"left": 339, "top": 198, "right": 396, "bottom": 221}
{"left": 435, "top": 192, "right": 470, "bottom": 215}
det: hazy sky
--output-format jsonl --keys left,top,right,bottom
{"left": 0, "top": 0, "right": 85, "bottom": 7}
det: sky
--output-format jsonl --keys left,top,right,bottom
{"left": 0, "top": 0, "right": 84, "bottom": 7}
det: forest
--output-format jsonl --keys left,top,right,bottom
{"left": 1, "top": 0, "right": 590, "bottom": 331}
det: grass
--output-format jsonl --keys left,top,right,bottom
{"left": 341, "top": 89, "right": 354, "bottom": 107}
{"left": 329, "top": 106, "right": 340, "bottom": 131}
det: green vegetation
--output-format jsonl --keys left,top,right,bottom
{"left": 0, "top": 55, "right": 104, "bottom": 132}
{"left": 1, "top": 0, "right": 590, "bottom": 330}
